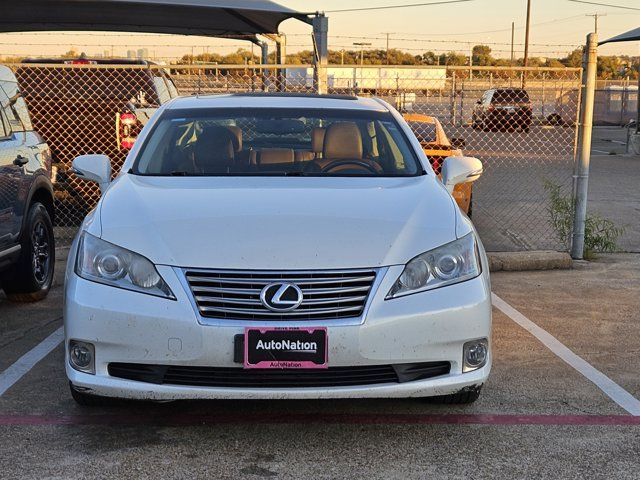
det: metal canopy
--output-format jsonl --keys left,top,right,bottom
{"left": 600, "top": 26, "right": 640, "bottom": 45}
{"left": 0, "top": 0, "right": 311, "bottom": 37}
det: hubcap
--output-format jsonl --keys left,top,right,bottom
{"left": 31, "top": 220, "right": 50, "bottom": 285}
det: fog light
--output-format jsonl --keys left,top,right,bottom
{"left": 463, "top": 339, "right": 488, "bottom": 372}
{"left": 69, "top": 340, "right": 95, "bottom": 374}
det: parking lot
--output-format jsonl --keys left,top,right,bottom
{"left": 1, "top": 249, "right": 639, "bottom": 479}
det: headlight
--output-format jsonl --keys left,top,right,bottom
{"left": 386, "top": 233, "right": 481, "bottom": 299}
{"left": 75, "top": 232, "right": 175, "bottom": 299}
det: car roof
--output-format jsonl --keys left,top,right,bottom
{"left": 166, "top": 93, "right": 391, "bottom": 112}
{"left": 0, "top": 65, "right": 17, "bottom": 83}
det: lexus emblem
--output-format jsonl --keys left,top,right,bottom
{"left": 260, "top": 282, "right": 303, "bottom": 312}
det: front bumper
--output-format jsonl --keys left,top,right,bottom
{"left": 64, "top": 263, "right": 492, "bottom": 400}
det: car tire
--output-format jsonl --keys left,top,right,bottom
{"left": 69, "top": 382, "right": 120, "bottom": 407}
{"left": 522, "top": 125, "right": 530, "bottom": 133}
{"left": 427, "top": 385, "right": 482, "bottom": 404}
{"left": 3, "top": 202, "right": 55, "bottom": 303}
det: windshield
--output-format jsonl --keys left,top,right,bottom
{"left": 133, "top": 108, "right": 422, "bottom": 177}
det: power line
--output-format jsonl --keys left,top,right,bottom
{"left": 325, "top": 0, "right": 472, "bottom": 13}
{"left": 568, "top": 0, "right": 640, "bottom": 11}
{"left": 367, "top": 13, "right": 588, "bottom": 36}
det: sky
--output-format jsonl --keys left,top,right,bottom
{"left": 0, "top": 0, "right": 638, "bottom": 61}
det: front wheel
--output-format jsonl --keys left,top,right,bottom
{"left": 3, "top": 202, "right": 55, "bottom": 302}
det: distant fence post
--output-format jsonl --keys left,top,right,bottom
{"left": 571, "top": 32, "right": 598, "bottom": 259}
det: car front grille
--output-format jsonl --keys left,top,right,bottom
{"left": 183, "top": 269, "right": 378, "bottom": 321}
{"left": 108, "top": 362, "right": 451, "bottom": 388}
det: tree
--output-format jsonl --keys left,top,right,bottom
{"left": 562, "top": 49, "right": 583, "bottom": 68}
{"left": 472, "top": 45, "right": 493, "bottom": 66}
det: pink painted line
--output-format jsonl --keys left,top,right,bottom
{"left": 1, "top": 413, "right": 640, "bottom": 426}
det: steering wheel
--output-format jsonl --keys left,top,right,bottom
{"left": 319, "top": 160, "right": 379, "bottom": 174}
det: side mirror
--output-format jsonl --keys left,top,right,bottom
{"left": 450, "top": 137, "right": 466, "bottom": 149}
{"left": 441, "top": 156, "right": 483, "bottom": 193}
{"left": 476, "top": 99, "right": 482, "bottom": 105}
{"left": 71, "top": 154, "right": 111, "bottom": 194}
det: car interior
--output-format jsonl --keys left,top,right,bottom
{"left": 135, "top": 113, "right": 421, "bottom": 177}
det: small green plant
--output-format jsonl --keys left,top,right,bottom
{"left": 544, "top": 180, "right": 624, "bottom": 259}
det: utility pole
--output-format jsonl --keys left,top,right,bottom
{"left": 510, "top": 22, "right": 515, "bottom": 66}
{"left": 586, "top": 13, "right": 606, "bottom": 33}
{"left": 353, "top": 42, "right": 371, "bottom": 67}
{"left": 571, "top": 33, "right": 598, "bottom": 259}
{"left": 382, "top": 32, "right": 393, "bottom": 65}
{"left": 523, "top": 0, "right": 531, "bottom": 68}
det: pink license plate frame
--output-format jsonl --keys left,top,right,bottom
{"left": 243, "top": 327, "right": 328, "bottom": 369}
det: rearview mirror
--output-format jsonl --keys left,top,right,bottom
{"left": 72, "top": 154, "right": 112, "bottom": 194}
{"left": 441, "top": 156, "right": 483, "bottom": 193}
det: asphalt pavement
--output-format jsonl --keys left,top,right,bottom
{"left": 0, "top": 251, "right": 639, "bottom": 479}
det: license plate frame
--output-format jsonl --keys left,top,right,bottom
{"left": 243, "top": 327, "right": 328, "bottom": 369}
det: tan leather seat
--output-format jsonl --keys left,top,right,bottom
{"left": 258, "top": 148, "right": 295, "bottom": 166}
{"left": 311, "top": 122, "right": 382, "bottom": 173}
{"left": 295, "top": 127, "right": 326, "bottom": 162}
{"left": 226, "top": 125, "right": 242, "bottom": 153}
{"left": 226, "top": 125, "right": 252, "bottom": 169}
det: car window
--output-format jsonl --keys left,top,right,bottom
{"left": 0, "top": 109, "right": 9, "bottom": 138}
{"left": 152, "top": 77, "right": 172, "bottom": 105}
{"left": 493, "top": 89, "right": 530, "bottom": 103}
{"left": 0, "top": 80, "right": 25, "bottom": 133}
{"left": 133, "top": 108, "right": 422, "bottom": 177}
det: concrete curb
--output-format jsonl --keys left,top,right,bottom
{"left": 488, "top": 251, "right": 572, "bottom": 272}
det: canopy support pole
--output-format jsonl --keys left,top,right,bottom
{"left": 312, "top": 13, "right": 328, "bottom": 94}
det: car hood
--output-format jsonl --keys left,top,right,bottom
{"left": 97, "top": 175, "right": 458, "bottom": 270}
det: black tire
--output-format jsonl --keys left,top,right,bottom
{"left": 522, "top": 125, "right": 531, "bottom": 133}
{"left": 427, "top": 385, "right": 482, "bottom": 404}
{"left": 69, "top": 382, "right": 120, "bottom": 407}
{"left": 3, "top": 202, "right": 55, "bottom": 302}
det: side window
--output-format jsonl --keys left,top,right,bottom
{"left": 0, "top": 89, "right": 10, "bottom": 139}
{"left": 152, "top": 77, "right": 171, "bottom": 105}
{"left": 0, "top": 81, "right": 25, "bottom": 133}
{"left": 0, "top": 110, "right": 8, "bottom": 138}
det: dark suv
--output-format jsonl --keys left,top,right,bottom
{"left": 0, "top": 65, "right": 55, "bottom": 302}
{"left": 472, "top": 88, "right": 532, "bottom": 133}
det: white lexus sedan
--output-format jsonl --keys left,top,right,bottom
{"left": 64, "top": 94, "right": 491, "bottom": 405}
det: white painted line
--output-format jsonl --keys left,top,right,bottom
{"left": 0, "top": 326, "right": 64, "bottom": 397}
{"left": 492, "top": 293, "right": 640, "bottom": 416}
{"left": 592, "top": 149, "right": 610, "bottom": 154}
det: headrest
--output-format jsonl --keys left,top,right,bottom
{"left": 258, "top": 148, "right": 295, "bottom": 165}
{"left": 193, "top": 126, "right": 234, "bottom": 171}
{"left": 311, "top": 127, "right": 325, "bottom": 153}
{"left": 323, "top": 122, "right": 363, "bottom": 160}
{"left": 226, "top": 125, "right": 242, "bottom": 152}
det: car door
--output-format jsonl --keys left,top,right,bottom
{"left": 0, "top": 108, "right": 21, "bottom": 247}
{"left": 0, "top": 80, "right": 31, "bottom": 247}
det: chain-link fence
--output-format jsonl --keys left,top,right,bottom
{"left": 10, "top": 63, "right": 582, "bottom": 251}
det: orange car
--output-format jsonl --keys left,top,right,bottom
{"left": 403, "top": 113, "right": 473, "bottom": 216}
